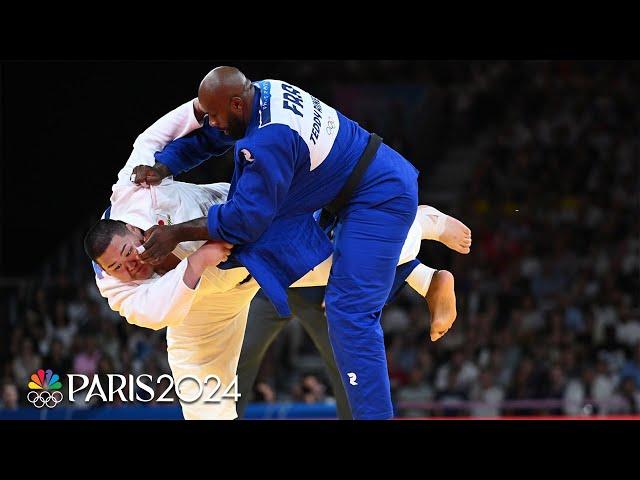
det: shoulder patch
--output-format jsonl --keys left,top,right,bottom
{"left": 257, "top": 80, "right": 272, "bottom": 127}
{"left": 240, "top": 148, "right": 255, "bottom": 162}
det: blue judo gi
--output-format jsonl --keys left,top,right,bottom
{"left": 155, "top": 80, "right": 419, "bottom": 419}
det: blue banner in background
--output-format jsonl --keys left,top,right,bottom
{"left": 0, "top": 403, "right": 338, "bottom": 420}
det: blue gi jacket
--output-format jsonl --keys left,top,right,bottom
{"left": 155, "top": 80, "right": 418, "bottom": 316}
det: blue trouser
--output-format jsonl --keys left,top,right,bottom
{"left": 324, "top": 144, "right": 418, "bottom": 420}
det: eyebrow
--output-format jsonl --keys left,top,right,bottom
{"left": 106, "top": 243, "right": 128, "bottom": 269}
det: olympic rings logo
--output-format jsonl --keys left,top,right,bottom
{"left": 326, "top": 119, "right": 336, "bottom": 135}
{"left": 27, "top": 390, "right": 63, "bottom": 409}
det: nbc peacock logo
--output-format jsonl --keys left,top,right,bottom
{"left": 27, "top": 369, "right": 64, "bottom": 409}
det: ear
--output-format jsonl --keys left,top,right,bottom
{"left": 230, "top": 96, "right": 243, "bottom": 112}
{"left": 125, "top": 223, "right": 140, "bottom": 237}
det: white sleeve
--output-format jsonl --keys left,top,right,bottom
{"left": 397, "top": 216, "right": 422, "bottom": 265}
{"left": 405, "top": 263, "right": 437, "bottom": 297}
{"left": 116, "top": 99, "right": 204, "bottom": 185}
{"left": 96, "top": 259, "right": 200, "bottom": 331}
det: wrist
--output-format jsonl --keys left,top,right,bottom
{"left": 154, "top": 162, "right": 172, "bottom": 179}
{"left": 187, "top": 253, "right": 204, "bottom": 273}
{"left": 184, "top": 256, "right": 204, "bottom": 289}
{"left": 168, "top": 224, "right": 184, "bottom": 244}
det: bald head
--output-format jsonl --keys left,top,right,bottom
{"left": 198, "top": 66, "right": 255, "bottom": 139}
{"left": 199, "top": 66, "right": 250, "bottom": 98}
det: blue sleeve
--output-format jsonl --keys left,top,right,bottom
{"left": 207, "top": 124, "right": 297, "bottom": 244}
{"left": 153, "top": 122, "right": 235, "bottom": 176}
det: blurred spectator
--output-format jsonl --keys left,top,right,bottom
{"left": 469, "top": 369, "right": 505, "bottom": 417}
{"left": 606, "top": 377, "right": 640, "bottom": 415}
{"left": 291, "top": 374, "right": 331, "bottom": 405}
{"left": 253, "top": 382, "right": 276, "bottom": 403}
{"left": 1, "top": 383, "right": 19, "bottom": 411}
{"left": 619, "top": 345, "right": 640, "bottom": 389}
{"left": 43, "top": 339, "right": 72, "bottom": 375}
{"left": 12, "top": 338, "right": 41, "bottom": 385}
{"left": 397, "top": 367, "right": 434, "bottom": 417}
{"left": 72, "top": 336, "right": 101, "bottom": 377}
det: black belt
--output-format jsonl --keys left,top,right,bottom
{"left": 319, "top": 133, "right": 383, "bottom": 229}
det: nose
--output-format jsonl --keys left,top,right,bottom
{"left": 126, "top": 260, "right": 139, "bottom": 274}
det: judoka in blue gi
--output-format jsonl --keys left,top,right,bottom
{"left": 135, "top": 67, "right": 470, "bottom": 419}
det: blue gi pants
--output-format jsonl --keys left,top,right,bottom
{"left": 324, "top": 143, "right": 418, "bottom": 419}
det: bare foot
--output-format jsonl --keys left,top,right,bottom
{"left": 425, "top": 270, "right": 457, "bottom": 341}
{"left": 418, "top": 205, "right": 472, "bottom": 254}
